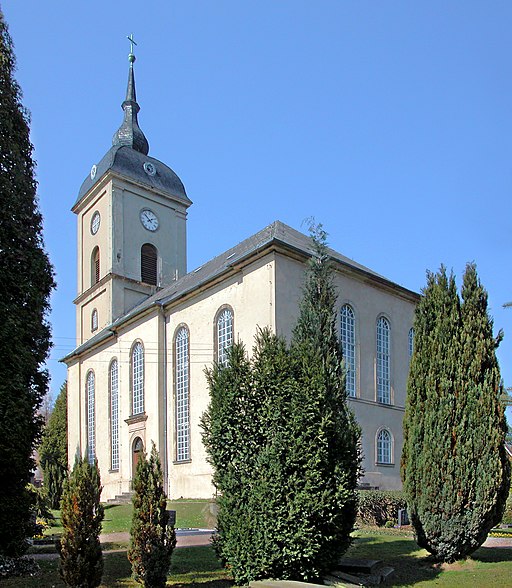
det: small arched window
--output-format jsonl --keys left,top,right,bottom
{"left": 109, "top": 359, "right": 119, "bottom": 471}
{"left": 86, "top": 370, "right": 95, "bottom": 464}
{"left": 376, "top": 317, "right": 391, "bottom": 404}
{"left": 91, "top": 309, "right": 98, "bottom": 332}
{"left": 408, "top": 327, "right": 414, "bottom": 358}
{"left": 377, "top": 429, "right": 392, "bottom": 464}
{"left": 340, "top": 304, "right": 356, "bottom": 397}
{"left": 175, "top": 326, "right": 190, "bottom": 462}
{"left": 131, "top": 342, "right": 144, "bottom": 415}
{"left": 91, "top": 247, "right": 100, "bottom": 286}
{"left": 141, "top": 243, "right": 158, "bottom": 286}
{"left": 216, "top": 307, "right": 234, "bottom": 365}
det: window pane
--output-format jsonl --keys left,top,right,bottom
{"left": 110, "top": 360, "right": 119, "bottom": 471}
{"left": 409, "top": 327, "right": 414, "bottom": 358}
{"left": 340, "top": 305, "right": 356, "bottom": 397}
{"left": 217, "top": 308, "right": 233, "bottom": 365}
{"left": 86, "top": 371, "right": 95, "bottom": 464}
{"left": 377, "top": 429, "right": 392, "bottom": 464}
{"left": 132, "top": 342, "right": 144, "bottom": 415}
{"left": 377, "top": 317, "right": 390, "bottom": 404}
{"left": 176, "top": 328, "right": 190, "bottom": 461}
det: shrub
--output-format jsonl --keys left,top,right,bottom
{"left": 0, "top": 555, "right": 39, "bottom": 578}
{"left": 58, "top": 456, "right": 104, "bottom": 587}
{"left": 357, "top": 490, "right": 406, "bottom": 527}
{"left": 502, "top": 492, "right": 512, "bottom": 525}
{"left": 128, "top": 443, "right": 176, "bottom": 588}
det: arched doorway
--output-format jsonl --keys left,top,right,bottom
{"left": 132, "top": 437, "right": 144, "bottom": 481}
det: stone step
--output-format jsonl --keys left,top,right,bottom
{"left": 106, "top": 491, "right": 134, "bottom": 504}
{"left": 337, "top": 558, "right": 382, "bottom": 575}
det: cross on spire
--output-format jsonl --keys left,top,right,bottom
{"left": 127, "top": 33, "right": 137, "bottom": 54}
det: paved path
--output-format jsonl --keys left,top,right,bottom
{"left": 30, "top": 529, "right": 215, "bottom": 560}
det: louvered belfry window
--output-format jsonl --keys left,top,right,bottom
{"left": 141, "top": 244, "right": 157, "bottom": 285}
{"left": 92, "top": 247, "right": 100, "bottom": 286}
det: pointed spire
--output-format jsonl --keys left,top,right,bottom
{"left": 112, "top": 36, "right": 149, "bottom": 155}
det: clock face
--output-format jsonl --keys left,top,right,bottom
{"left": 140, "top": 209, "right": 159, "bottom": 232}
{"left": 91, "top": 211, "right": 100, "bottom": 235}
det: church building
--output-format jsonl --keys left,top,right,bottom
{"left": 63, "top": 51, "right": 419, "bottom": 501}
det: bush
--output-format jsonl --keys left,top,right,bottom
{"left": 58, "top": 456, "right": 104, "bottom": 587}
{"left": 128, "top": 443, "right": 176, "bottom": 588}
{"left": 502, "top": 492, "right": 512, "bottom": 525}
{"left": 0, "top": 555, "right": 40, "bottom": 578}
{"left": 357, "top": 490, "right": 407, "bottom": 527}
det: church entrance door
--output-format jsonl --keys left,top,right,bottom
{"left": 132, "top": 437, "right": 144, "bottom": 484}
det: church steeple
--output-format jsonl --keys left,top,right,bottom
{"left": 112, "top": 36, "right": 149, "bottom": 155}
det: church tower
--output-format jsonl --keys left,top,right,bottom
{"left": 72, "top": 46, "right": 192, "bottom": 345}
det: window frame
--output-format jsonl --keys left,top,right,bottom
{"left": 214, "top": 305, "right": 234, "bottom": 366}
{"left": 174, "top": 325, "right": 190, "bottom": 463}
{"left": 376, "top": 428, "right": 393, "bottom": 465}
{"left": 130, "top": 341, "right": 145, "bottom": 416}
{"left": 340, "top": 304, "right": 357, "bottom": 397}
{"left": 376, "top": 316, "right": 391, "bottom": 404}
{"left": 86, "top": 370, "right": 95, "bottom": 464}
{"left": 109, "top": 358, "right": 120, "bottom": 471}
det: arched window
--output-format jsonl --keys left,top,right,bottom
{"left": 377, "top": 429, "right": 392, "bottom": 464}
{"left": 110, "top": 359, "right": 119, "bottom": 471}
{"left": 340, "top": 304, "right": 356, "bottom": 397}
{"left": 86, "top": 370, "right": 95, "bottom": 464}
{"left": 131, "top": 342, "right": 144, "bottom": 415}
{"left": 408, "top": 327, "right": 414, "bottom": 358}
{"left": 91, "top": 247, "right": 100, "bottom": 286}
{"left": 91, "top": 309, "right": 98, "bottom": 332}
{"left": 141, "top": 243, "right": 158, "bottom": 286}
{"left": 216, "top": 307, "right": 234, "bottom": 365}
{"left": 175, "top": 326, "right": 190, "bottom": 462}
{"left": 376, "top": 316, "right": 391, "bottom": 404}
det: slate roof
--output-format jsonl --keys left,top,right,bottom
{"left": 74, "top": 145, "right": 190, "bottom": 208}
{"left": 62, "top": 220, "right": 418, "bottom": 362}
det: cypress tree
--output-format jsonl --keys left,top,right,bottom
{"left": 201, "top": 224, "right": 361, "bottom": 584}
{"left": 39, "top": 382, "right": 68, "bottom": 508}
{"left": 0, "top": 9, "right": 54, "bottom": 556}
{"left": 58, "top": 456, "right": 104, "bottom": 587}
{"left": 128, "top": 443, "right": 176, "bottom": 588}
{"left": 401, "top": 265, "right": 510, "bottom": 562}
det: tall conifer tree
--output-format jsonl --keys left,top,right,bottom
{"left": 0, "top": 9, "right": 54, "bottom": 556}
{"left": 402, "top": 265, "right": 510, "bottom": 561}
{"left": 39, "top": 382, "right": 68, "bottom": 508}
{"left": 202, "top": 224, "right": 360, "bottom": 584}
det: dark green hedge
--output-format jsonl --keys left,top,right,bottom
{"left": 357, "top": 490, "right": 406, "bottom": 526}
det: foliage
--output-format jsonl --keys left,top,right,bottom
{"left": 502, "top": 491, "right": 512, "bottom": 525}
{"left": 0, "top": 555, "right": 39, "bottom": 579}
{"left": 58, "top": 456, "right": 104, "bottom": 587}
{"left": 39, "top": 382, "right": 68, "bottom": 508}
{"left": 0, "top": 10, "right": 54, "bottom": 557}
{"left": 128, "top": 443, "right": 176, "bottom": 588}
{"left": 401, "top": 264, "right": 511, "bottom": 562}
{"left": 357, "top": 490, "right": 407, "bottom": 527}
{"left": 26, "top": 483, "right": 54, "bottom": 526}
{"left": 201, "top": 224, "right": 361, "bottom": 584}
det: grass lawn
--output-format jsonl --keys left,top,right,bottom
{"left": 45, "top": 499, "right": 213, "bottom": 537}
{"left": 20, "top": 527, "right": 511, "bottom": 587}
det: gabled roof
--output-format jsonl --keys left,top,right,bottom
{"left": 62, "top": 220, "right": 419, "bottom": 362}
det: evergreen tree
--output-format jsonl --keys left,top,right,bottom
{"left": 402, "top": 265, "right": 510, "bottom": 562}
{"left": 58, "top": 456, "right": 104, "bottom": 587}
{"left": 128, "top": 443, "right": 176, "bottom": 588}
{"left": 201, "top": 224, "right": 361, "bottom": 584}
{"left": 0, "top": 9, "right": 54, "bottom": 557}
{"left": 39, "top": 382, "right": 68, "bottom": 508}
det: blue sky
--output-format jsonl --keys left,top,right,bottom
{"left": 3, "top": 1, "right": 511, "bottom": 408}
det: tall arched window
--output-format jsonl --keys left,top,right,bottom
{"left": 376, "top": 316, "right": 391, "bottom": 404}
{"left": 141, "top": 243, "right": 158, "bottom": 285}
{"left": 408, "top": 327, "right": 414, "bottom": 358}
{"left": 175, "top": 326, "right": 190, "bottom": 462}
{"left": 340, "top": 304, "right": 356, "bottom": 397}
{"left": 216, "top": 307, "right": 234, "bottom": 365}
{"left": 86, "top": 370, "right": 95, "bottom": 464}
{"left": 377, "top": 429, "right": 392, "bottom": 464}
{"left": 131, "top": 342, "right": 144, "bottom": 415}
{"left": 110, "top": 359, "right": 119, "bottom": 471}
{"left": 91, "top": 247, "right": 100, "bottom": 286}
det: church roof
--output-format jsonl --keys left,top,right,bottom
{"left": 62, "top": 220, "right": 419, "bottom": 362}
{"left": 73, "top": 47, "right": 189, "bottom": 209}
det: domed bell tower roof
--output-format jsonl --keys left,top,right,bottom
{"left": 74, "top": 37, "right": 190, "bottom": 209}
